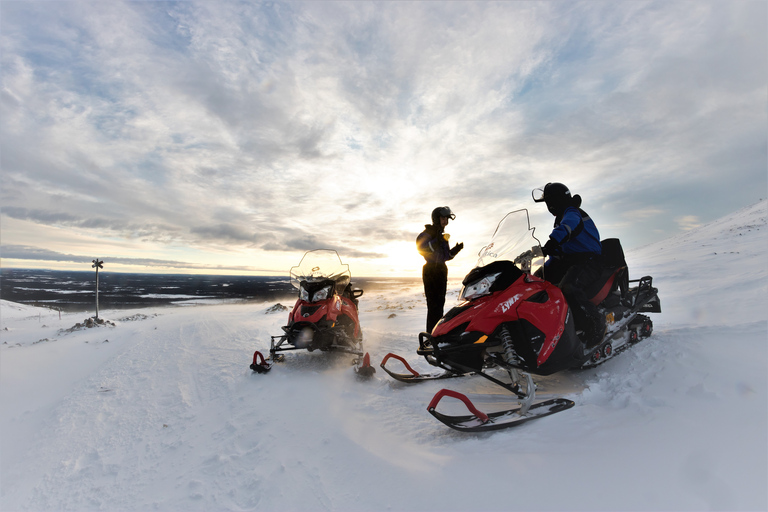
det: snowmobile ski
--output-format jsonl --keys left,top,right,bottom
{"left": 380, "top": 353, "right": 472, "bottom": 383}
{"left": 354, "top": 352, "right": 376, "bottom": 379}
{"left": 427, "top": 388, "right": 574, "bottom": 433}
{"left": 249, "top": 350, "right": 271, "bottom": 373}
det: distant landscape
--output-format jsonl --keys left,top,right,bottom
{"left": 0, "top": 269, "right": 423, "bottom": 312}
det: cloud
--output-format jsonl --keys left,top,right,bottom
{"left": 676, "top": 215, "right": 703, "bottom": 231}
{"left": 1, "top": 1, "right": 765, "bottom": 274}
{"left": 0, "top": 244, "right": 276, "bottom": 273}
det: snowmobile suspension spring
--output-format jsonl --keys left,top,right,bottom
{"left": 500, "top": 327, "right": 517, "bottom": 364}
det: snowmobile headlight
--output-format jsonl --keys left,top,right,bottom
{"left": 299, "top": 285, "right": 310, "bottom": 302}
{"left": 312, "top": 284, "right": 333, "bottom": 302}
{"left": 460, "top": 272, "right": 501, "bottom": 301}
{"left": 295, "top": 326, "right": 314, "bottom": 347}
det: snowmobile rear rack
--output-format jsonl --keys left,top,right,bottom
{"left": 622, "top": 276, "right": 661, "bottom": 312}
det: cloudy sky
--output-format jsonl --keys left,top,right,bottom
{"left": 1, "top": 1, "right": 766, "bottom": 277}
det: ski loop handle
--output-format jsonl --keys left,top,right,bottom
{"left": 427, "top": 389, "right": 490, "bottom": 423}
{"left": 252, "top": 351, "right": 268, "bottom": 366}
{"left": 250, "top": 350, "right": 271, "bottom": 373}
{"left": 380, "top": 353, "right": 420, "bottom": 376}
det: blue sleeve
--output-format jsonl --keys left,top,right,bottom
{"left": 550, "top": 208, "right": 582, "bottom": 244}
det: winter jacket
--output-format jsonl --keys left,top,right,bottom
{"left": 417, "top": 224, "right": 457, "bottom": 265}
{"left": 547, "top": 206, "right": 601, "bottom": 260}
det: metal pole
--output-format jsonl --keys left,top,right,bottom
{"left": 92, "top": 259, "right": 104, "bottom": 320}
{"left": 95, "top": 265, "right": 99, "bottom": 320}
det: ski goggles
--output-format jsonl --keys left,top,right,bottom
{"left": 531, "top": 187, "right": 547, "bottom": 203}
{"left": 436, "top": 206, "right": 456, "bottom": 220}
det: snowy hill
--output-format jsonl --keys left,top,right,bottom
{"left": 1, "top": 202, "right": 766, "bottom": 511}
{"left": 630, "top": 200, "right": 767, "bottom": 327}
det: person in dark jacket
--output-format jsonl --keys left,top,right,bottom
{"left": 532, "top": 183, "right": 605, "bottom": 348}
{"left": 417, "top": 206, "right": 464, "bottom": 333}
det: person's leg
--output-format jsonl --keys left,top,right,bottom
{"left": 559, "top": 261, "right": 605, "bottom": 347}
{"left": 423, "top": 264, "right": 447, "bottom": 333}
{"left": 541, "top": 258, "right": 568, "bottom": 284}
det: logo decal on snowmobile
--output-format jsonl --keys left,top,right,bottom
{"left": 497, "top": 294, "right": 523, "bottom": 314}
{"left": 481, "top": 242, "right": 498, "bottom": 259}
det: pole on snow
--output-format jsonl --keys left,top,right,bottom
{"left": 92, "top": 259, "right": 104, "bottom": 319}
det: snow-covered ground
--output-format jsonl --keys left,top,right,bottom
{"left": 2, "top": 201, "right": 766, "bottom": 511}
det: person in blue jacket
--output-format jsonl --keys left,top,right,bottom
{"left": 417, "top": 206, "right": 464, "bottom": 332}
{"left": 533, "top": 183, "right": 605, "bottom": 348}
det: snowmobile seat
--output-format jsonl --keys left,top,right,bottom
{"left": 587, "top": 238, "right": 629, "bottom": 306}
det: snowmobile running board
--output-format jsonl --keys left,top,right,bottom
{"left": 427, "top": 389, "right": 575, "bottom": 433}
{"left": 379, "top": 353, "right": 472, "bottom": 383}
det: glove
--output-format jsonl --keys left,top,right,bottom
{"left": 450, "top": 242, "right": 464, "bottom": 256}
{"left": 542, "top": 238, "right": 559, "bottom": 257}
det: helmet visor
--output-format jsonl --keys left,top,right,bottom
{"left": 532, "top": 187, "right": 546, "bottom": 203}
{"left": 437, "top": 206, "right": 456, "bottom": 220}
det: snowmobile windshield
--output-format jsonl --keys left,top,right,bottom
{"left": 475, "top": 209, "right": 544, "bottom": 274}
{"left": 289, "top": 249, "right": 351, "bottom": 294}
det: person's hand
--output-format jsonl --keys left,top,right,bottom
{"left": 542, "top": 238, "right": 559, "bottom": 257}
{"left": 450, "top": 242, "right": 464, "bottom": 256}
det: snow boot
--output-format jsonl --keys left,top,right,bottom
{"left": 584, "top": 311, "right": 607, "bottom": 348}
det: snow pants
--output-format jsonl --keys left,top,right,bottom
{"left": 542, "top": 255, "right": 605, "bottom": 346}
{"left": 422, "top": 262, "right": 448, "bottom": 333}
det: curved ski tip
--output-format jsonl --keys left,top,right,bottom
{"left": 428, "top": 388, "right": 490, "bottom": 423}
{"left": 380, "top": 352, "right": 420, "bottom": 377}
{"left": 355, "top": 352, "right": 376, "bottom": 379}
{"left": 250, "top": 350, "right": 272, "bottom": 374}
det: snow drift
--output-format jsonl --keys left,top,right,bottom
{"left": 1, "top": 201, "right": 766, "bottom": 511}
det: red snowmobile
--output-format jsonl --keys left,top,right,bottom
{"left": 381, "top": 209, "right": 660, "bottom": 432}
{"left": 250, "top": 249, "right": 375, "bottom": 377}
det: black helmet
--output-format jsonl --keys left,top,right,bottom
{"left": 431, "top": 206, "right": 456, "bottom": 225}
{"left": 532, "top": 183, "right": 580, "bottom": 216}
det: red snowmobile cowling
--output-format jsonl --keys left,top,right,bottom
{"left": 429, "top": 267, "right": 579, "bottom": 375}
{"left": 432, "top": 275, "right": 568, "bottom": 367}
{"left": 288, "top": 293, "right": 362, "bottom": 339}
{"left": 432, "top": 273, "right": 569, "bottom": 369}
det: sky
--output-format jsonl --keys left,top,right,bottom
{"left": 1, "top": 0, "right": 766, "bottom": 277}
